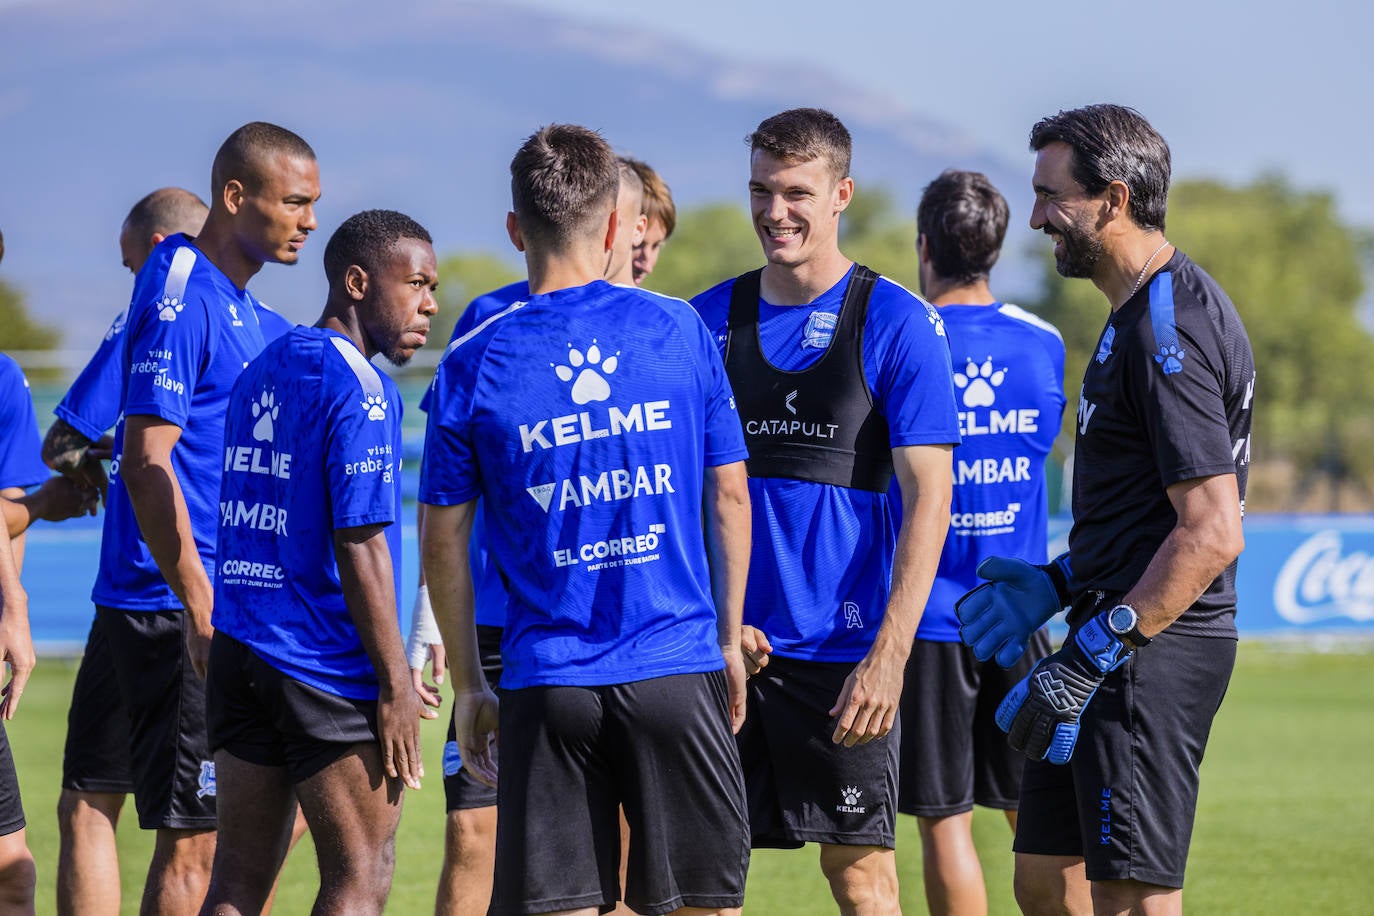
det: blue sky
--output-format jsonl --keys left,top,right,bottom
{"left": 522, "top": 0, "right": 1374, "bottom": 228}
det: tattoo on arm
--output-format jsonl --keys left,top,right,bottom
{"left": 42, "top": 418, "right": 95, "bottom": 473}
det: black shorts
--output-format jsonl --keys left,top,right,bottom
{"left": 1013, "top": 629, "right": 1236, "bottom": 888}
{"left": 97, "top": 605, "right": 216, "bottom": 830}
{"left": 62, "top": 614, "right": 135, "bottom": 794}
{"left": 735, "top": 655, "right": 899, "bottom": 849}
{"left": 206, "top": 632, "right": 379, "bottom": 785}
{"left": 443, "top": 625, "right": 503, "bottom": 812}
{"left": 492, "top": 670, "right": 748, "bottom": 916}
{"left": 898, "top": 630, "right": 1052, "bottom": 817}
{"left": 0, "top": 724, "right": 24, "bottom": 836}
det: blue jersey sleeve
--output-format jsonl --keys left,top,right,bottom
{"left": 867, "top": 280, "right": 960, "bottom": 448}
{"left": 418, "top": 344, "right": 482, "bottom": 506}
{"left": 54, "top": 310, "right": 127, "bottom": 441}
{"left": 324, "top": 348, "right": 402, "bottom": 530}
{"left": 0, "top": 355, "right": 48, "bottom": 489}
{"left": 122, "top": 249, "right": 209, "bottom": 428}
{"left": 688, "top": 311, "right": 747, "bottom": 467}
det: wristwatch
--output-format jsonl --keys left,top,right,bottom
{"left": 1106, "top": 603, "right": 1152, "bottom": 649}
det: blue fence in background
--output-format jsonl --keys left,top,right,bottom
{"left": 17, "top": 511, "right": 1374, "bottom": 653}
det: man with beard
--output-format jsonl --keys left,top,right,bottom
{"left": 956, "top": 104, "right": 1253, "bottom": 915}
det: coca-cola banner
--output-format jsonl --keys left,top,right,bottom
{"left": 1240, "top": 515, "right": 1374, "bottom": 632}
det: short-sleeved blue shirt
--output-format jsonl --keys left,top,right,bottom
{"left": 420, "top": 280, "right": 747, "bottom": 689}
{"left": 692, "top": 267, "right": 961, "bottom": 661}
{"left": 0, "top": 354, "right": 49, "bottom": 489}
{"left": 214, "top": 327, "right": 404, "bottom": 699}
{"left": 93, "top": 235, "right": 270, "bottom": 610}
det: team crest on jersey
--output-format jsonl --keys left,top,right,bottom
{"left": 104, "top": 310, "right": 128, "bottom": 341}
{"left": 362, "top": 393, "right": 389, "bottom": 421}
{"left": 843, "top": 601, "right": 863, "bottom": 629}
{"left": 802, "top": 310, "right": 837, "bottom": 349}
{"left": 196, "top": 761, "right": 216, "bottom": 798}
{"left": 923, "top": 302, "right": 946, "bottom": 337}
{"left": 1095, "top": 326, "right": 1115, "bottom": 364}
{"left": 954, "top": 358, "right": 1005, "bottom": 408}
{"left": 251, "top": 390, "right": 279, "bottom": 442}
{"left": 1154, "top": 344, "right": 1186, "bottom": 375}
{"left": 157, "top": 294, "right": 185, "bottom": 322}
{"left": 553, "top": 340, "right": 618, "bottom": 405}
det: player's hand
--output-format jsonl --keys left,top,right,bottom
{"left": 185, "top": 613, "right": 214, "bottom": 680}
{"left": 0, "top": 593, "right": 34, "bottom": 720}
{"left": 828, "top": 648, "right": 903, "bottom": 747}
{"left": 378, "top": 680, "right": 425, "bottom": 790}
{"left": 31, "top": 475, "right": 100, "bottom": 521}
{"left": 956, "top": 555, "right": 1071, "bottom": 667}
{"left": 721, "top": 644, "right": 747, "bottom": 734}
{"left": 740, "top": 625, "right": 772, "bottom": 676}
{"left": 996, "top": 610, "right": 1135, "bottom": 764}
{"left": 411, "top": 666, "right": 441, "bottom": 720}
{"left": 66, "top": 452, "right": 110, "bottom": 504}
{"left": 453, "top": 687, "right": 500, "bottom": 788}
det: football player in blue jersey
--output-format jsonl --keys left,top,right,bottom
{"left": 958, "top": 105, "right": 1251, "bottom": 915}
{"left": 691, "top": 108, "right": 959, "bottom": 912}
{"left": 92, "top": 123, "right": 319, "bottom": 916}
{"left": 626, "top": 157, "right": 675, "bottom": 288}
{"left": 201, "top": 209, "right": 436, "bottom": 916}
{"left": 896, "top": 170, "right": 1066, "bottom": 916}
{"left": 421, "top": 124, "right": 752, "bottom": 916}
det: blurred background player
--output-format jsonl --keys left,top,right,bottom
{"left": 896, "top": 170, "right": 1065, "bottom": 916}
{"left": 421, "top": 123, "right": 752, "bottom": 916}
{"left": 604, "top": 157, "right": 646, "bottom": 286}
{"left": 691, "top": 108, "right": 958, "bottom": 913}
{"left": 91, "top": 123, "right": 318, "bottom": 915}
{"left": 625, "top": 157, "right": 675, "bottom": 287}
{"left": 202, "top": 209, "right": 435, "bottom": 916}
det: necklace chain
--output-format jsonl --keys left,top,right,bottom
{"left": 1130, "top": 240, "right": 1170, "bottom": 298}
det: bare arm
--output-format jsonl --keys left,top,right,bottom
{"left": 0, "top": 517, "right": 33, "bottom": 720}
{"left": 42, "top": 416, "right": 111, "bottom": 498}
{"left": 407, "top": 502, "right": 446, "bottom": 705}
{"left": 3, "top": 476, "right": 100, "bottom": 537}
{"left": 704, "top": 460, "right": 751, "bottom": 733}
{"left": 830, "top": 443, "right": 953, "bottom": 746}
{"left": 120, "top": 415, "right": 215, "bottom": 677}
{"left": 335, "top": 522, "right": 423, "bottom": 789}
{"left": 421, "top": 499, "right": 499, "bottom": 787}
{"left": 1123, "top": 473, "right": 1245, "bottom": 638}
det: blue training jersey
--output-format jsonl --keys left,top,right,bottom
{"left": 0, "top": 354, "right": 49, "bottom": 489}
{"left": 214, "top": 327, "right": 404, "bottom": 700}
{"left": 420, "top": 279, "right": 748, "bottom": 689}
{"left": 93, "top": 234, "right": 270, "bottom": 611}
{"left": 897, "top": 303, "right": 1065, "bottom": 641}
{"left": 419, "top": 281, "right": 530, "bottom": 629}
{"left": 57, "top": 302, "right": 294, "bottom": 444}
{"left": 692, "top": 266, "right": 960, "bottom": 662}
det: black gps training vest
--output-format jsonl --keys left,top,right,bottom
{"left": 724, "top": 266, "right": 893, "bottom": 492}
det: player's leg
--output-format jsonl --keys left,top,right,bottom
{"left": 609, "top": 671, "right": 748, "bottom": 916}
{"left": 816, "top": 844, "right": 898, "bottom": 916}
{"left": 98, "top": 606, "right": 218, "bottom": 916}
{"left": 294, "top": 742, "right": 403, "bottom": 915}
{"left": 899, "top": 639, "right": 983, "bottom": 916}
{"left": 57, "top": 613, "right": 134, "bottom": 916}
{"left": 198, "top": 752, "right": 295, "bottom": 915}
{"left": 490, "top": 685, "right": 620, "bottom": 915}
{"left": 1012, "top": 854, "right": 1090, "bottom": 916}
{"left": 0, "top": 727, "right": 34, "bottom": 916}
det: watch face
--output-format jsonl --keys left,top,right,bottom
{"left": 1108, "top": 604, "right": 1137, "bottom": 635}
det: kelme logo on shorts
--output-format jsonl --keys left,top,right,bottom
{"left": 197, "top": 760, "right": 217, "bottom": 798}
{"left": 837, "top": 785, "right": 866, "bottom": 814}
{"left": 553, "top": 340, "right": 618, "bottom": 405}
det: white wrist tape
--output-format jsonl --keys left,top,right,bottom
{"left": 406, "top": 585, "right": 443, "bottom": 669}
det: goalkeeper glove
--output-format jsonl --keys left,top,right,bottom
{"left": 956, "top": 553, "right": 1072, "bottom": 667}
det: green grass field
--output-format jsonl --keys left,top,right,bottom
{"left": 8, "top": 643, "right": 1374, "bottom": 914}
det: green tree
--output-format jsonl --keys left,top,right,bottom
{"left": 1027, "top": 176, "right": 1374, "bottom": 509}
{"left": 0, "top": 279, "right": 59, "bottom": 352}
{"left": 430, "top": 252, "right": 523, "bottom": 346}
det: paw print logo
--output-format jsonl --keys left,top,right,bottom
{"left": 104, "top": 310, "right": 128, "bottom": 341}
{"left": 924, "top": 302, "right": 946, "bottom": 337}
{"left": 953, "top": 358, "right": 1005, "bottom": 408}
{"left": 841, "top": 786, "right": 862, "bottom": 806}
{"left": 1154, "top": 344, "right": 1185, "bottom": 376}
{"left": 157, "top": 295, "right": 185, "bottom": 322}
{"left": 251, "top": 390, "right": 279, "bottom": 443}
{"left": 553, "top": 340, "right": 618, "bottom": 405}
{"left": 362, "top": 393, "right": 389, "bottom": 421}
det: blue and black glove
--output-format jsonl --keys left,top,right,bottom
{"left": 994, "top": 609, "right": 1141, "bottom": 764}
{"left": 955, "top": 553, "right": 1072, "bottom": 667}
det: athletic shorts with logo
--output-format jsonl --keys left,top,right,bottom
{"left": 899, "top": 628, "right": 1052, "bottom": 816}
{"left": 492, "top": 670, "right": 748, "bottom": 916}
{"left": 444, "top": 624, "right": 503, "bottom": 811}
{"left": 62, "top": 613, "right": 134, "bottom": 794}
{"left": 1013, "top": 613, "right": 1235, "bottom": 888}
{"left": 737, "top": 654, "right": 899, "bottom": 849}
{"left": 206, "top": 632, "right": 381, "bottom": 785}
{"left": 97, "top": 605, "right": 216, "bottom": 829}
